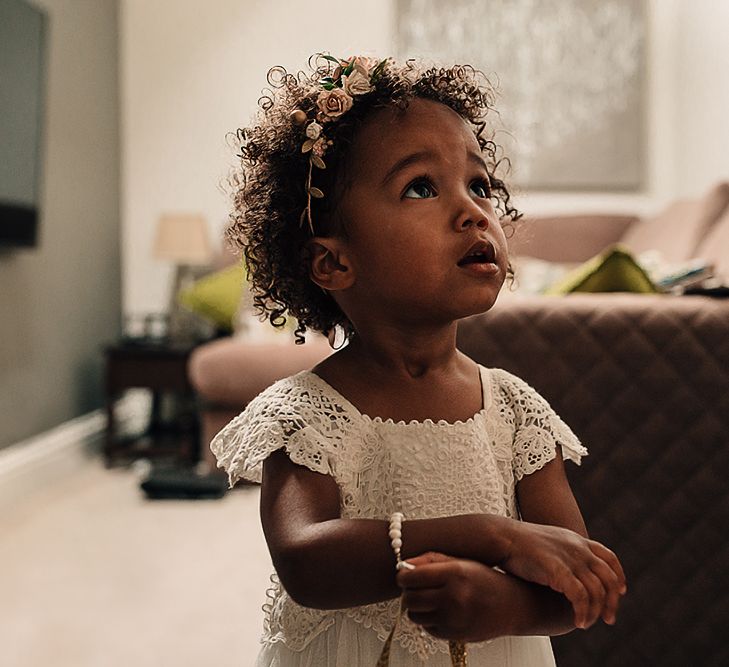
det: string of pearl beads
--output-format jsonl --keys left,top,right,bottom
{"left": 389, "top": 512, "right": 415, "bottom": 571}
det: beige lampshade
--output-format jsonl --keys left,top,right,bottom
{"left": 153, "top": 213, "right": 213, "bottom": 265}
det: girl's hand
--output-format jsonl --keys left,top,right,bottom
{"left": 501, "top": 522, "right": 627, "bottom": 629}
{"left": 397, "top": 552, "right": 515, "bottom": 642}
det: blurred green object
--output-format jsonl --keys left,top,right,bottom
{"left": 546, "top": 245, "right": 658, "bottom": 295}
{"left": 178, "top": 263, "right": 247, "bottom": 332}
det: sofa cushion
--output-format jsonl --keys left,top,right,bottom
{"left": 510, "top": 214, "right": 637, "bottom": 263}
{"left": 694, "top": 206, "right": 729, "bottom": 283}
{"left": 188, "top": 337, "right": 332, "bottom": 407}
{"left": 620, "top": 181, "right": 729, "bottom": 262}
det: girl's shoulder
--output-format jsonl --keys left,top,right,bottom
{"left": 486, "top": 367, "right": 541, "bottom": 407}
{"left": 483, "top": 366, "right": 588, "bottom": 476}
{"left": 245, "top": 369, "right": 327, "bottom": 406}
{"left": 486, "top": 366, "right": 572, "bottom": 426}
{"left": 210, "top": 370, "right": 358, "bottom": 486}
{"left": 244, "top": 369, "right": 358, "bottom": 423}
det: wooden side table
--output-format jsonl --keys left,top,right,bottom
{"left": 104, "top": 341, "right": 201, "bottom": 467}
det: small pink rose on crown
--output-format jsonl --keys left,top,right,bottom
{"left": 316, "top": 87, "right": 354, "bottom": 120}
{"left": 312, "top": 138, "right": 327, "bottom": 157}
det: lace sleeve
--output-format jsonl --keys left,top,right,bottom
{"left": 209, "top": 376, "right": 334, "bottom": 487}
{"left": 494, "top": 370, "right": 588, "bottom": 481}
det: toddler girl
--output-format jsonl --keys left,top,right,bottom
{"left": 212, "top": 54, "right": 626, "bottom": 666}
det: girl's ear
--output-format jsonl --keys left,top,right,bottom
{"left": 307, "top": 237, "right": 355, "bottom": 291}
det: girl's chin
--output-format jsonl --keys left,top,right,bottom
{"left": 465, "top": 289, "right": 503, "bottom": 316}
{"left": 447, "top": 296, "right": 501, "bottom": 323}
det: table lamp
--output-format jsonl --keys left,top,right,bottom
{"left": 153, "top": 213, "right": 214, "bottom": 342}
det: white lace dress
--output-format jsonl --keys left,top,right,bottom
{"left": 211, "top": 365, "right": 587, "bottom": 666}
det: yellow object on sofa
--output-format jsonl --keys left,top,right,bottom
{"left": 545, "top": 245, "right": 658, "bottom": 295}
{"left": 178, "top": 263, "right": 247, "bottom": 332}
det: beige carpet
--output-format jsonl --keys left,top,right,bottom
{"left": 0, "top": 460, "right": 272, "bottom": 667}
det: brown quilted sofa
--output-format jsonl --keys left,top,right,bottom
{"left": 457, "top": 182, "right": 729, "bottom": 666}
{"left": 458, "top": 293, "right": 729, "bottom": 666}
{"left": 189, "top": 182, "right": 729, "bottom": 665}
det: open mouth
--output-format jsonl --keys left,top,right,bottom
{"left": 457, "top": 241, "right": 497, "bottom": 267}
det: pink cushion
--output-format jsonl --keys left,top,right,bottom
{"left": 621, "top": 181, "right": 729, "bottom": 262}
{"left": 188, "top": 337, "right": 332, "bottom": 407}
{"left": 695, "top": 207, "right": 729, "bottom": 283}
{"left": 510, "top": 214, "right": 637, "bottom": 263}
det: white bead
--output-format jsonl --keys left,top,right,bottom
{"left": 388, "top": 513, "right": 406, "bottom": 567}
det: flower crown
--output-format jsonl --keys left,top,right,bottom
{"left": 289, "top": 55, "right": 389, "bottom": 235}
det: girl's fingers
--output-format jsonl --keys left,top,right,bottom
{"left": 397, "top": 561, "right": 451, "bottom": 590}
{"left": 403, "top": 587, "right": 443, "bottom": 627}
{"left": 402, "top": 587, "right": 441, "bottom": 613}
{"left": 589, "top": 559, "right": 621, "bottom": 625}
{"left": 556, "top": 569, "right": 591, "bottom": 629}
{"left": 404, "top": 552, "right": 453, "bottom": 567}
{"left": 578, "top": 569, "right": 606, "bottom": 629}
{"left": 589, "top": 541, "right": 627, "bottom": 594}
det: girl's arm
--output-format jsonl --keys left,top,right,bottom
{"left": 260, "top": 448, "right": 514, "bottom": 609}
{"left": 399, "top": 552, "right": 578, "bottom": 641}
{"left": 513, "top": 450, "right": 625, "bottom": 628}
{"left": 261, "top": 448, "right": 625, "bottom": 622}
{"left": 400, "top": 453, "right": 626, "bottom": 638}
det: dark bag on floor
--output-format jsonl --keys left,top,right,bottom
{"left": 140, "top": 467, "right": 228, "bottom": 500}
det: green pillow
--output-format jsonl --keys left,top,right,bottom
{"left": 178, "top": 263, "right": 247, "bottom": 331}
{"left": 545, "top": 245, "right": 658, "bottom": 295}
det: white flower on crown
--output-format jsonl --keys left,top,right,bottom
{"left": 305, "top": 121, "right": 322, "bottom": 139}
{"left": 342, "top": 68, "right": 373, "bottom": 96}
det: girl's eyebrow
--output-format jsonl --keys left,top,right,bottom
{"left": 381, "top": 150, "right": 434, "bottom": 186}
{"left": 468, "top": 151, "right": 489, "bottom": 172}
{"left": 381, "top": 149, "right": 489, "bottom": 186}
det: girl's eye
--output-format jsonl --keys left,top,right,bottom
{"left": 470, "top": 179, "right": 492, "bottom": 199}
{"left": 403, "top": 179, "right": 436, "bottom": 199}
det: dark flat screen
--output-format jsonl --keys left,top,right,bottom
{"left": 0, "top": 0, "right": 47, "bottom": 247}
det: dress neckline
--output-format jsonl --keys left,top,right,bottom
{"left": 302, "top": 365, "right": 492, "bottom": 428}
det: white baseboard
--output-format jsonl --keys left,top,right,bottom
{"left": 0, "top": 393, "right": 148, "bottom": 511}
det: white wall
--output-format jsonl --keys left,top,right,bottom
{"left": 120, "top": 0, "right": 393, "bottom": 316}
{"left": 120, "top": 0, "right": 729, "bottom": 317}
{"left": 674, "top": 0, "right": 729, "bottom": 196}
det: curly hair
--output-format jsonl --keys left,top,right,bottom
{"left": 226, "top": 55, "right": 520, "bottom": 344}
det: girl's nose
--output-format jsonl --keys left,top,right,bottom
{"left": 453, "top": 198, "right": 490, "bottom": 232}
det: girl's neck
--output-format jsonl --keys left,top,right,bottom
{"left": 341, "top": 321, "right": 462, "bottom": 380}
{"left": 313, "top": 320, "right": 483, "bottom": 424}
